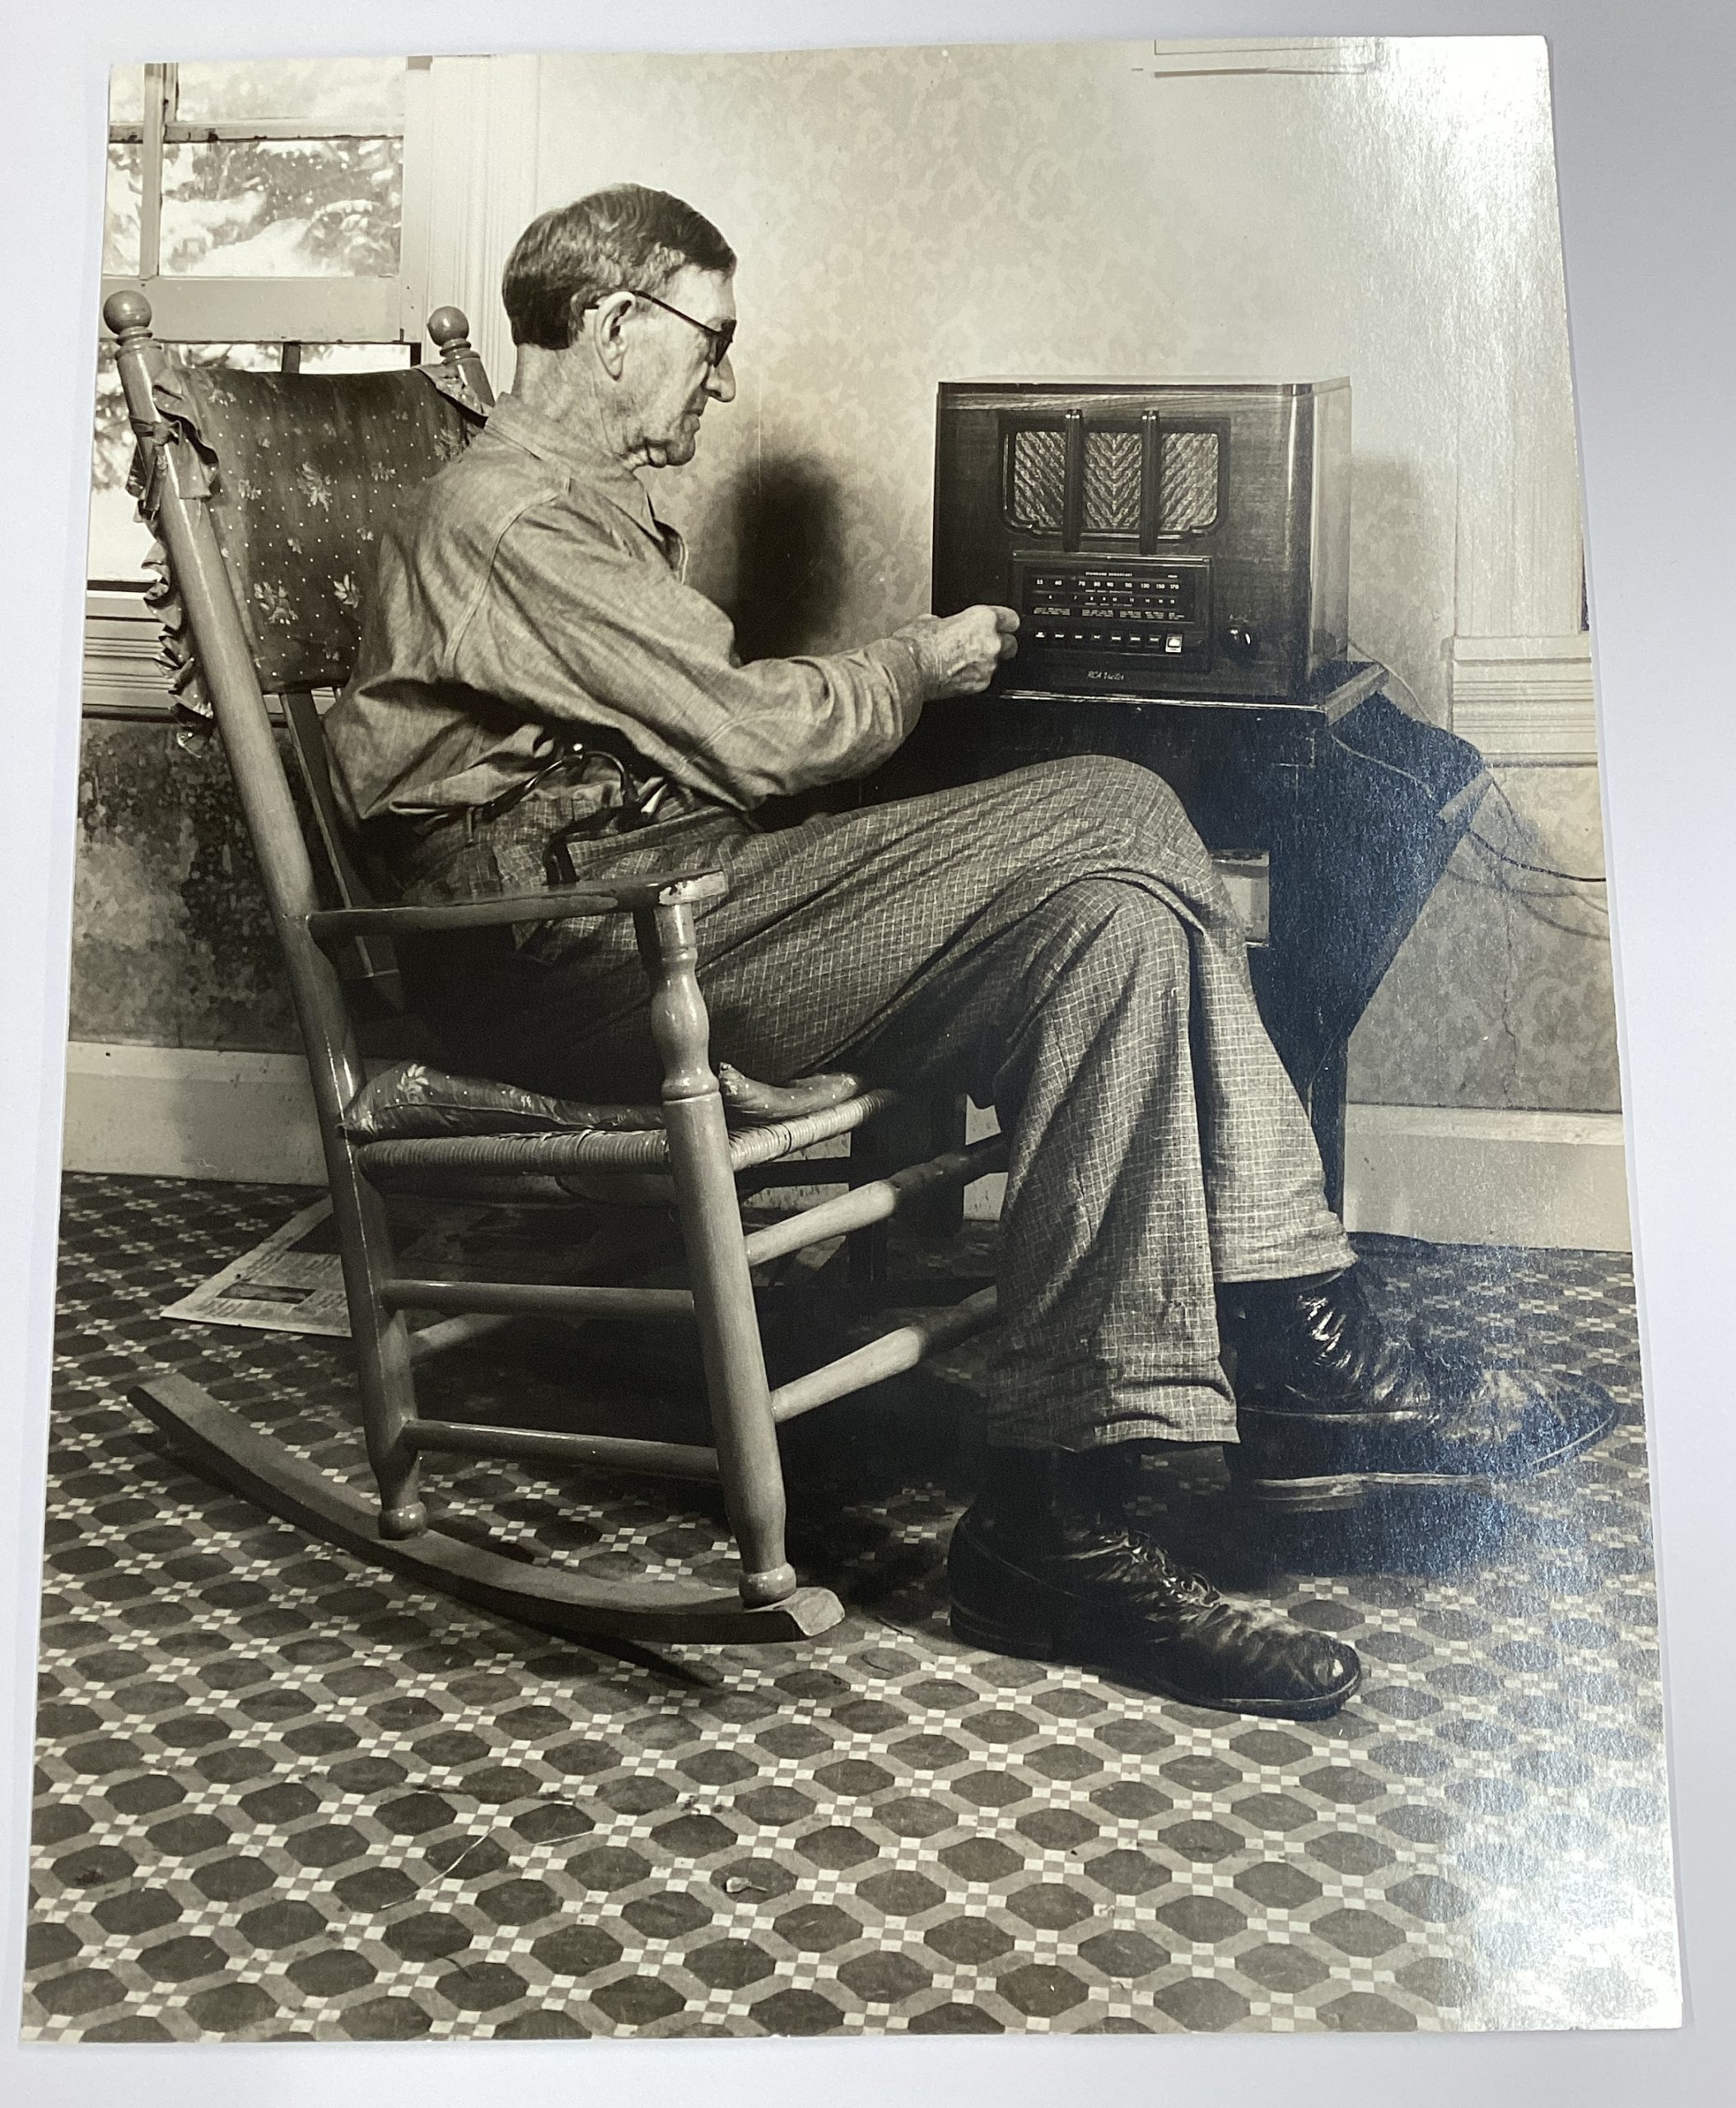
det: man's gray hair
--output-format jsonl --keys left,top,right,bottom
{"left": 502, "top": 184, "right": 736, "bottom": 349}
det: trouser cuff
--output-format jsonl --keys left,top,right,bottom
{"left": 986, "top": 1381, "right": 1239, "bottom": 1452}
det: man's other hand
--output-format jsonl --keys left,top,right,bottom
{"left": 898, "top": 605, "right": 1020, "bottom": 698}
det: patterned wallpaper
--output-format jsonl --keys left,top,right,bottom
{"left": 71, "top": 722, "right": 298, "bottom": 1053}
{"left": 1348, "top": 764, "right": 1620, "bottom": 1113}
{"left": 526, "top": 40, "right": 1574, "bottom": 724}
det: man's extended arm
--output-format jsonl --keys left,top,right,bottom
{"left": 460, "top": 504, "right": 1015, "bottom": 809}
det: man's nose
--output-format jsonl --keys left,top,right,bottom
{"left": 707, "top": 353, "right": 736, "bottom": 404}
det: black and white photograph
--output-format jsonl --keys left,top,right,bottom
{"left": 8, "top": 11, "right": 1722, "bottom": 2068}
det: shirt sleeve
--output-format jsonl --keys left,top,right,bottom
{"left": 452, "top": 497, "right": 927, "bottom": 809}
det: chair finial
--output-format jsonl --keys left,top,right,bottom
{"left": 427, "top": 307, "right": 472, "bottom": 355}
{"left": 104, "top": 288, "right": 154, "bottom": 338}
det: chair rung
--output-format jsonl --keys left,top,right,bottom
{"left": 383, "top": 1277, "right": 694, "bottom": 1321}
{"left": 407, "top": 1311, "right": 516, "bottom": 1362}
{"left": 404, "top": 1418, "right": 718, "bottom": 1480}
{"left": 768, "top": 1285, "right": 1000, "bottom": 1423}
{"left": 741, "top": 1137, "right": 1009, "bottom": 1266}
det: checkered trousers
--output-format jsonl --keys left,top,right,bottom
{"left": 387, "top": 755, "right": 1352, "bottom": 1447}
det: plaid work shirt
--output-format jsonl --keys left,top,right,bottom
{"left": 325, "top": 392, "right": 929, "bottom": 828}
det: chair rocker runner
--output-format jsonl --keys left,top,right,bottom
{"left": 104, "top": 289, "right": 1003, "bottom": 1648}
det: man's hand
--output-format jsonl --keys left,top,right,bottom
{"left": 897, "top": 605, "right": 1020, "bottom": 699}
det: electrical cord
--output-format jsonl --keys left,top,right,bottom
{"left": 1324, "top": 721, "right": 1438, "bottom": 798}
{"left": 1332, "top": 656, "right": 1609, "bottom": 890}
{"left": 1470, "top": 778, "right": 1607, "bottom": 887}
{"left": 1465, "top": 831, "right": 1608, "bottom": 886}
{"left": 1348, "top": 642, "right": 1425, "bottom": 725}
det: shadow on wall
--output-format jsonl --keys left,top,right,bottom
{"left": 721, "top": 454, "right": 849, "bottom": 664}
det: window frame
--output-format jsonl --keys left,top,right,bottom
{"left": 86, "top": 56, "right": 432, "bottom": 719}
{"left": 100, "top": 58, "right": 422, "bottom": 342}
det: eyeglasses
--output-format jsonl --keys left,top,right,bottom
{"left": 626, "top": 288, "right": 736, "bottom": 370}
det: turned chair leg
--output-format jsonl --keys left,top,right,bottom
{"left": 644, "top": 902, "right": 796, "bottom": 1608}
{"left": 330, "top": 1159, "right": 426, "bottom": 1540}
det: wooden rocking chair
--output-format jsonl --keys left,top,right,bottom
{"left": 105, "top": 290, "right": 1002, "bottom": 1648}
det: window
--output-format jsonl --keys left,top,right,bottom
{"left": 102, "top": 58, "right": 410, "bottom": 333}
{"left": 88, "top": 57, "right": 427, "bottom": 708}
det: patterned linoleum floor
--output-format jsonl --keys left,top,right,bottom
{"left": 25, "top": 1173, "right": 1678, "bottom": 2040}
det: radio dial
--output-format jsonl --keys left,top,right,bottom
{"left": 1224, "top": 622, "right": 1259, "bottom": 660}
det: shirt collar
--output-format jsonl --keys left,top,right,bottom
{"left": 484, "top": 392, "right": 661, "bottom": 534}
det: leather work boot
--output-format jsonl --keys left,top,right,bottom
{"left": 947, "top": 1447, "right": 1362, "bottom": 1720}
{"left": 1216, "top": 1266, "right": 1618, "bottom": 1513}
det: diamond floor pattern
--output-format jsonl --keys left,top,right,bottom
{"left": 24, "top": 1174, "right": 1678, "bottom": 2040}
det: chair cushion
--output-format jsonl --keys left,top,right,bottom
{"left": 341, "top": 1061, "right": 874, "bottom": 1143}
{"left": 147, "top": 357, "right": 483, "bottom": 692}
{"left": 342, "top": 1062, "right": 664, "bottom": 1142}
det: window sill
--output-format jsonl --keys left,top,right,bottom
{"left": 82, "top": 587, "right": 175, "bottom": 717}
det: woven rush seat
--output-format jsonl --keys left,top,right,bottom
{"left": 342, "top": 1055, "right": 884, "bottom": 1144}
{"left": 343, "top": 1058, "right": 899, "bottom": 1194}
{"left": 346, "top": 1062, "right": 903, "bottom": 1197}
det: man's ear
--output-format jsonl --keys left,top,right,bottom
{"left": 581, "top": 291, "right": 635, "bottom": 381}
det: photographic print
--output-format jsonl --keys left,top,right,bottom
{"left": 25, "top": 33, "right": 1678, "bottom": 2044}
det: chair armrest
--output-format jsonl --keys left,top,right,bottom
{"left": 307, "top": 866, "right": 728, "bottom": 948}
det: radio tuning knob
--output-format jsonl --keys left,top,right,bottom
{"left": 1224, "top": 621, "right": 1259, "bottom": 660}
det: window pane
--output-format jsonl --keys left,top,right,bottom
{"left": 88, "top": 344, "right": 152, "bottom": 583}
{"left": 179, "top": 343, "right": 286, "bottom": 371}
{"left": 299, "top": 343, "right": 413, "bottom": 371}
{"left": 175, "top": 56, "right": 404, "bottom": 128}
{"left": 160, "top": 138, "right": 402, "bottom": 277}
{"left": 108, "top": 65, "right": 147, "bottom": 124}
{"left": 103, "top": 142, "right": 142, "bottom": 274}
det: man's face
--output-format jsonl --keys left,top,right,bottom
{"left": 628, "top": 264, "right": 737, "bottom": 468}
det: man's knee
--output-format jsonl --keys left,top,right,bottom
{"left": 1011, "top": 754, "right": 1194, "bottom": 855}
{"left": 1027, "top": 875, "right": 1191, "bottom": 987}
{"left": 1038, "top": 752, "right": 1185, "bottom": 816}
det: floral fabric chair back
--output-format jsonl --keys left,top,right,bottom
{"left": 143, "top": 355, "right": 486, "bottom": 693}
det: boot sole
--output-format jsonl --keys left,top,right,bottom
{"left": 1230, "top": 1397, "right": 1619, "bottom": 1513}
{"left": 948, "top": 1541, "right": 1362, "bottom": 1721}
{"left": 1231, "top": 1467, "right": 1512, "bottom": 1513}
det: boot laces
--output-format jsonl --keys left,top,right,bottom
{"left": 1109, "top": 1526, "right": 1308, "bottom": 1648}
{"left": 1096, "top": 1525, "right": 1220, "bottom": 1610}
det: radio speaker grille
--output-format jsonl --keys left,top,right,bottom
{"left": 1083, "top": 429, "right": 1142, "bottom": 532}
{"left": 1160, "top": 431, "right": 1220, "bottom": 533}
{"left": 1007, "top": 423, "right": 1221, "bottom": 536}
{"left": 1009, "top": 428, "right": 1066, "bottom": 531}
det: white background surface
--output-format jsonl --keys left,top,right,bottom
{"left": 4, "top": 2, "right": 1731, "bottom": 2101}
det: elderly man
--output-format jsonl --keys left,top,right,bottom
{"left": 328, "top": 185, "right": 1612, "bottom": 1721}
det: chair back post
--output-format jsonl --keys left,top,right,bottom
{"left": 427, "top": 307, "right": 497, "bottom": 411}
{"left": 103, "top": 293, "right": 369, "bottom": 1129}
{"left": 105, "top": 290, "right": 427, "bottom": 1537}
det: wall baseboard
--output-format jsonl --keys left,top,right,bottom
{"left": 1342, "top": 1102, "right": 1629, "bottom": 1252}
{"left": 63, "top": 1043, "right": 326, "bottom": 1187}
{"left": 61, "top": 1043, "right": 1631, "bottom": 1255}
